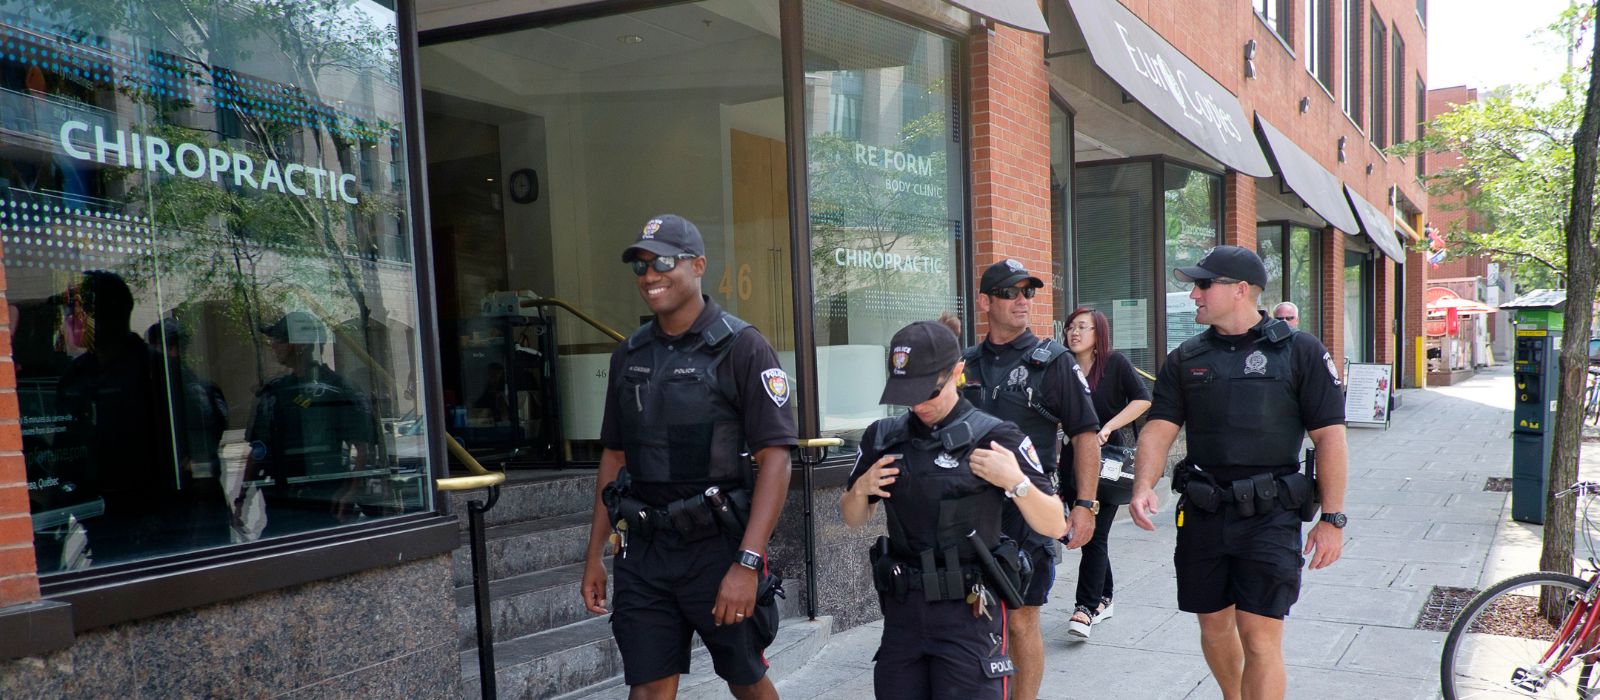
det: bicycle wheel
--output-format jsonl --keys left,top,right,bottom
{"left": 1442, "top": 571, "right": 1599, "bottom": 699}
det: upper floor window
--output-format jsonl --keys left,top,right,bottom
{"left": 1343, "top": 0, "right": 1362, "bottom": 126}
{"left": 1416, "top": 0, "right": 1427, "bottom": 28}
{"left": 1256, "top": 0, "right": 1291, "bottom": 42}
{"left": 1369, "top": 6, "right": 1387, "bottom": 147}
{"left": 1307, "top": 0, "right": 1333, "bottom": 89}
{"left": 1393, "top": 29, "right": 1406, "bottom": 146}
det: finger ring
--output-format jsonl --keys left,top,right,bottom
{"left": 736, "top": 612, "right": 745, "bottom": 617}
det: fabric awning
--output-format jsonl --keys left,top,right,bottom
{"left": 1254, "top": 116, "right": 1359, "bottom": 233}
{"left": 1060, "top": 0, "right": 1272, "bottom": 177}
{"left": 949, "top": 0, "right": 1049, "bottom": 33}
{"left": 1426, "top": 297, "right": 1496, "bottom": 316}
{"left": 1343, "top": 185, "right": 1406, "bottom": 262}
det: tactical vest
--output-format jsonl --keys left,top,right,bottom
{"left": 615, "top": 312, "right": 751, "bottom": 486}
{"left": 1174, "top": 320, "right": 1303, "bottom": 467}
{"left": 873, "top": 406, "right": 1007, "bottom": 563}
{"left": 961, "top": 337, "right": 1071, "bottom": 472}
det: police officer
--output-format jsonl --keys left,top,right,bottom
{"left": 843, "top": 320, "right": 1066, "bottom": 700}
{"left": 1128, "top": 245, "right": 1348, "bottom": 700}
{"left": 581, "top": 214, "right": 796, "bottom": 700}
{"left": 961, "top": 260, "right": 1100, "bottom": 700}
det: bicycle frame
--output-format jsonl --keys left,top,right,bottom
{"left": 1533, "top": 571, "right": 1600, "bottom": 678}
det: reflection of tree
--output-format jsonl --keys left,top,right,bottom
{"left": 1163, "top": 168, "right": 1220, "bottom": 293}
{"left": 31, "top": 0, "right": 403, "bottom": 385}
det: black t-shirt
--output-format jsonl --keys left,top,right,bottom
{"left": 845, "top": 400, "right": 1055, "bottom": 553}
{"left": 968, "top": 330, "right": 1101, "bottom": 440}
{"left": 1149, "top": 317, "right": 1346, "bottom": 432}
{"left": 1088, "top": 352, "right": 1152, "bottom": 448}
{"left": 600, "top": 297, "right": 798, "bottom": 503}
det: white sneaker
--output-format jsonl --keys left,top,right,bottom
{"left": 1067, "top": 606, "right": 1093, "bottom": 641}
{"left": 1095, "top": 599, "right": 1114, "bottom": 623}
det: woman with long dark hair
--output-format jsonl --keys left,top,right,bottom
{"left": 1062, "top": 307, "right": 1151, "bottom": 641}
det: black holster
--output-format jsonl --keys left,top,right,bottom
{"left": 1181, "top": 467, "right": 1222, "bottom": 513}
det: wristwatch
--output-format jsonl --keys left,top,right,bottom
{"left": 1072, "top": 499, "right": 1101, "bottom": 515}
{"left": 737, "top": 549, "right": 764, "bottom": 571}
{"left": 1005, "top": 479, "right": 1032, "bottom": 499}
{"left": 1320, "top": 512, "right": 1348, "bottom": 529}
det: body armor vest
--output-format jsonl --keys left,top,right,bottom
{"left": 961, "top": 337, "right": 1070, "bottom": 472}
{"left": 873, "top": 406, "right": 1007, "bottom": 563}
{"left": 615, "top": 312, "right": 751, "bottom": 486}
{"left": 1175, "top": 320, "right": 1303, "bottom": 468}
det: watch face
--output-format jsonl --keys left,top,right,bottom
{"left": 1325, "top": 512, "right": 1348, "bottom": 528}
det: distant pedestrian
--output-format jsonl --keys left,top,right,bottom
{"left": 1271, "top": 302, "right": 1300, "bottom": 330}
{"left": 1060, "top": 307, "right": 1151, "bottom": 641}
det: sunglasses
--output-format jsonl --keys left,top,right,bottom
{"left": 988, "top": 287, "right": 1037, "bottom": 300}
{"left": 926, "top": 373, "right": 952, "bottom": 401}
{"left": 1274, "top": 315, "right": 1297, "bottom": 321}
{"left": 630, "top": 254, "right": 699, "bottom": 277}
{"left": 1192, "top": 277, "right": 1243, "bottom": 290}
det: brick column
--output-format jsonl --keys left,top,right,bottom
{"left": 1403, "top": 249, "right": 1427, "bottom": 387}
{"left": 0, "top": 259, "right": 36, "bottom": 608}
{"left": 969, "top": 24, "right": 1052, "bottom": 338}
{"left": 1222, "top": 173, "right": 1257, "bottom": 249}
{"left": 1374, "top": 256, "right": 1396, "bottom": 365}
{"left": 1320, "top": 228, "right": 1345, "bottom": 378}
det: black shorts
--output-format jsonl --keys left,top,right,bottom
{"left": 874, "top": 594, "right": 1012, "bottom": 699}
{"left": 611, "top": 530, "right": 778, "bottom": 686}
{"left": 1021, "top": 541, "right": 1056, "bottom": 607}
{"left": 1174, "top": 505, "right": 1303, "bottom": 619}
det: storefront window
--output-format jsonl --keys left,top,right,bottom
{"left": 1257, "top": 224, "right": 1285, "bottom": 312}
{"left": 1049, "top": 99, "right": 1073, "bottom": 336}
{"left": 1345, "top": 248, "right": 1373, "bottom": 362}
{"left": 11, "top": 0, "right": 432, "bottom": 574}
{"left": 805, "top": 0, "right": 964, "bottom": 439}
{"left": 1076, "top": 161, "right": 1156, "bottom": 374}
{"left": 1163, "top": 164, "right": 1220, "bottom": 352}
{"left": 419, "top": 2, "right": 789, "bottom": 463}
{"left": 1289, "top": 225, "right": 1321, "bottom": 333}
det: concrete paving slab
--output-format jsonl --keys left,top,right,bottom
{"left": 1443, "top": 491, "right": 1512, "bottom": 510}
{"left": 1346, "top": 489, "right": 1449, "bottom": 507}
{"left": 1423, "top": 522, "right": 1498, "bottom": 542}
{"left": 1289, "top": 584, "right": 1427, "bottom": 627}
{"left": 1336, "top": 625, "right": 1447, "bottom": 680}
{"left": 1182, "top": 665, "right": 1439, "bottom": 700}
{"left": 1370, "top": 504, "right": 1503, "bottom": 524}
{"left": 1391, "top": 563, "right": 1482, "bottom": 590}
{"left": 1038, "top": 647, "right": 1212, "bottom": 699}
{"left": 1342, "top": 535, "right": 1487, "bottom": 565}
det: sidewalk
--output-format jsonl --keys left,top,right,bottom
{"left": 775, "top": 365, "right": 1528, "bottom": 700}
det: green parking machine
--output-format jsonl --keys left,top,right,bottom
{"left": 1500, "top": 290, "right": 1566, "bottom": 524}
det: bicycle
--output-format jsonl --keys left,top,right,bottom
{"left": 1440, "top": 481, "right": 1600, "bottom": 699}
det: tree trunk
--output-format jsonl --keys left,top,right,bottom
{"left": 1539, "top": 1, "right": 1600, "bottom": 589}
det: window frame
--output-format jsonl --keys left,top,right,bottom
{"left": 1416, "top": 75, "right": 1428, "bottom": 179}
{"left": 1342, "top": 0, "right": 1363, "bottom": 129}
{"left": 1306, "top": 0, "right": 1333, "bottom": 90}
{"left": 1256, "top": 220, "right": 1323, "bottom": 332}
{"left": 1392, "top": 25, "right": 1406, "bottom": 147}
{"left": 1255, "top": 0, "right": 1292, "bottom": 43}
{"left": 1368, "top": 5, "right": 1387, "bottom": 148}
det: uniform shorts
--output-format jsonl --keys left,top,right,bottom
{"left": 875, "top": 593, "right": 1012, "bottom": 699}
{"left": 1174, "top": 504, "right": 1303, "bottom": 619}
{"left": 1021, "top": 541, "right": 1056, "bottom": 607}
{"left": 611, "top": 529, "right": 777, "bottom": 687}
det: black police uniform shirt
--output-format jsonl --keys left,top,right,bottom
{"left": 845, "top": 398, "right": 1055, "bottom": 556}
{"left": 1148, "top": 313, "right": 1344, "bottom": 483}
{"left": 963, "top": 330, "right": 1097, "bottom": 547}
{"left": 246, "top": 362, "right": 377, "bottom": 483}
{"left": 600, "top": 296, "right": 798, "bottom": 505}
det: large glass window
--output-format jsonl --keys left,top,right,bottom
{"left": 1343, "top": 0, "right": 1362, "bottom": 126}
{"left": 1050, "top": 99, "right": 1073, "bottom": 336}
{"left": 1256, "top": 0, "right": 1291, "bottom": 42}
{"left": 1392, "top": 28, "right": 1406, "bottom": 147}
{"left": 1416, "top": 76, "right": 1427, "bottom": 178}
{"left": 1345, "top": 248, "right": 1373, "bottom": 362}
{"left": 11, "top": 0, "right": 431, "bottom": 575}
{"left": 1163, "top": 164, "right": 1221, "bottom": 352}
{"left": 420, "top": 2, "right": 790, "bottom": 464}
{"left": 1258, "top": 223, "right": 1321, "bottom": 334}
{"left": 805, "top": 0, "right": 963, "bottom": 439}
{"left": 1306, "top": 0, "right": 1333, "bottom": 89}
{"left": 1076, "top": 162, "right": 1156, "bottom": 374}
{"left": 1369, "top": 7, "right": 1387, "bottom": 147}
{"left": 1257, "top": 225, "right": 1286, "bottom": 312}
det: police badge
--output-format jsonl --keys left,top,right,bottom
{"left": 935, "top": 452, "right": 960, "bottom": 469}
{"left": 641, "top": 218, "right": 662, "bottom": 238}
{"left": 1244, "top": 350, "right": 1268, "bottom": 375}
{"left": 761, "top": 368, "right": 790, "bottom": 407}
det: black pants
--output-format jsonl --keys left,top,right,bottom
{"left": 875, "top": 593, "right": 1011, "bottom": 699}
{"left": 1073, "top": 503, "right": 1120, "bottom": 610}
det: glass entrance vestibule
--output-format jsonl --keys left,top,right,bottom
{"left": 418, "top": 0, "right": 969, "bottom": 465}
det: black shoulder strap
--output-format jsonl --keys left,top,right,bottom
{"left": 1025, "top": 337, "right": 1069, "bottom": 368}
{"left": 962, "top": 344, "right": 984, "bottom": 365}
{"left": 625, "top": 321, "right": 655, "bottom": 351}
{"left": 934, "top": 406, "right": 1005, "bottom": 453}
{"left": 1177, "top": 331, "right": 1216, "bottom": 362}
{"left": 701, "top": 311, "right": 752, "bottom": 351}
{"left": 873, "top": 413, "right": 915, "bottom": 452}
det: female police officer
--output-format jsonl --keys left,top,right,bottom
{"left": 842, "top": 320, "right": 1067, "bottom": 700}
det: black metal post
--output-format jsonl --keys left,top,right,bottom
{"left": 469, "top": 485, "right": 501, "bottom": 699}
{"left": 802, "top": 449, "right": 818, "bottom": 621}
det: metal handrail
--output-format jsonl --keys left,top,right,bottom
{"left": 521, "top": 297, "right": 626, "bottom": 343}
{"left": 797, "top": 437, "right": 845, "bottom": 620}
{"left": 436, "top": 473, "right": 505, "bottom": 491}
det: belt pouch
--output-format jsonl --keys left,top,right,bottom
{"left": 667, "top": 495, "right": 716, "bottom": 540}
{"left": 920, "top": 549, "right": 942, "bottom": 601}
{"left": 1184, "top": 480, "right": 1220, "bottom": 512}
{"left": 1230, "top": 479, "right": 1256, "bottom": 518}
{"left": 869, "top": 536, "right": 894, "bottom": 593}
{"left": 942, "top": 546, "right": 965, "bottom": 601}
{"left": 1251, "top": 473, "right": 1278, "bottom": 515}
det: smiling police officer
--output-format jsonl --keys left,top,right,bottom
{"left": 961, "top": 260, "right": 1101, "bottom": 700}
{"left": 843, "top": 319, "right": 1067, "bottom": 700}
{"left": 581, "top": 214, "right": 796, "bottom": 700}
{"left": 1128, "top": 245, "right": 1348, "bottom": 700}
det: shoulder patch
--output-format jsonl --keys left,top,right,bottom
{"left": 1018, "top": 436, "right": 1045, "bottom": 474}
{"left": 1323, "top": 352, "right": 1341, "bottom": 386}
{"left": 760, "top": 368, "right": 790, "bottom": 407}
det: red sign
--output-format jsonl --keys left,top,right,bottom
{"left": 1425, "top": 318, "right": 1447, "bottom": 336}
{"left": 1446, "top": 307, "right": 1460, "bottom": 335}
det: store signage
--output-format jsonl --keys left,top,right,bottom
{"left": 852, "top": 143, "right": 940, "bottom": 199}
{"left": 1344, "top": 362, "right": 1392, "bottom": 428}
{"left": 1063, "top": 0, "right": 1271, "bottom": 177}
{"left": 59, "top": 121, "right": 359, "bottom": 205}
{"left": 833, "top": 247, "right": 945, "bottom": 274}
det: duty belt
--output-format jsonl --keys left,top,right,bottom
{"left": 603, "top": 482, "right": 750, "bottom": 547}
{"left": 1174, "top": 464, "right": 1313, "bottom": 518}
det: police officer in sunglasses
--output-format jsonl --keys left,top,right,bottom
{"left": 582, "top": 214, "right": 797, "bottom": 699}
{"left": 1128, "top": 245, "right": 1348, "bottom": 700}
{"left": 960, "top": 260, "right": 1101, "bottom": 700}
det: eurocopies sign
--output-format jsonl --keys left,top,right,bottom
{"left": 59, "top": 121, "right": 360, "bottom": 205}
{"left": 1063, "top": 0, "right": 1272, "bottom": 177}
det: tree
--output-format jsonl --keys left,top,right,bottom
{"left": 1397, "top": 1, "right": 1600, "bottom": 581}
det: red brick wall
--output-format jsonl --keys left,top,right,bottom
{"left": 970, "top": 24, "right": 1053, "bottom": 338}
{"left": 1375, "top": 255, "right": 1396, "bottom": 364}
{"left": 1223, "top": 173, "right": 1257, "bottom": 249}
{"left": 1403, "top": 247, "right": 1427, "bottom": 387}
{"left": 1321, "top": 228, "right": 1346, "bottom": 378}
{"left": 0, "top": 256, "right": 36, "bottom": 608}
